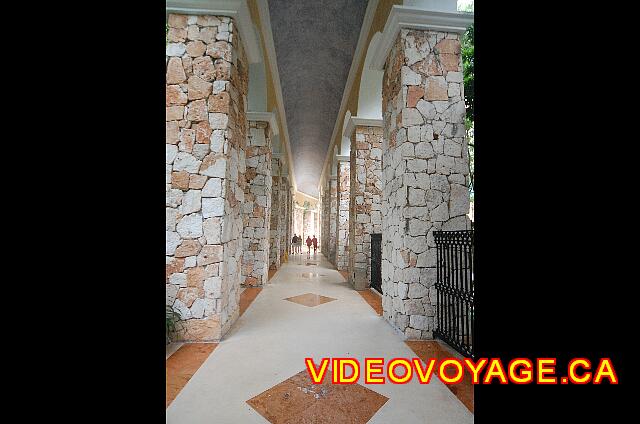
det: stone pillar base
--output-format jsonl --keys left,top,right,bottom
{"left": 352, "top": 269, "right": 368, "bottom": 291}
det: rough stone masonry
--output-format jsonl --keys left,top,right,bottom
{"left": 328, "top": 176, "right": 338, "bottom": 264}
{"left": 269, "top": 157, "right": 281, "bottom": 270}
{"left": 166, "top": 13, "right": 248, "bottom": 341}
{"left": 336, "top": 160, "right": 350, "bottom": 271}
{"left": 321, "top": 180, "right": 331, "bottom": 256}
{"left": 381, "top": 29, "right": 471, "bottom": 340}
{"left": 348, "top": 125, "right": 383, "bottom": 290}
{"left": 281, "top": 177, "right": 292, "bottom": 259}
{"left": 241, "top": 120, "right": 272, "bottom": 287}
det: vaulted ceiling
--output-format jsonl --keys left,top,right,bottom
{"left": 268, "top": 0, "right": 368, "bottom": 198}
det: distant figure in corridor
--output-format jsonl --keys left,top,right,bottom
{"left": 306, "top": 236, "right": 312, "bottom": 257}
{"left": 312, "top": 235, "right": 318, "bottom": 255}
{"left": 291, "top": 234, "right": 298, "bottom": 254}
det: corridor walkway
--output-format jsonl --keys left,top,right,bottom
{"left": 166, "top": 253, "right": 473, "bottom": 423}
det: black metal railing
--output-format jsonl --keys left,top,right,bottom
{"left": 433, "top": 230, "right": 474, "bottom": 358}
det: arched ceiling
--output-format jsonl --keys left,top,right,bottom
{"left": 268, "top": 0, "right": 368, "bottom": 197}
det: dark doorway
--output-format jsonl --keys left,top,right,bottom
{"left": 370, "top": 233, "right": 382, "bottom": 294}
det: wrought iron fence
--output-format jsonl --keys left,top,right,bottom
{"left": 433, "top": 230, "right": 474, "bottom": 358}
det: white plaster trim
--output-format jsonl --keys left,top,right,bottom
{"left": 255, "top": 0, "right": 297, "bottom": 193}
{"left": 297, "top": 190, "right": 319, "bottom": 202}
{"left": 343, "top": 116, "right": 384, "bottom": 138}
{"left": 166, "top": 0, "right": 261, "bottom": 64}
{"left": 247, "top": 110, "right": 279, "bottom": 137}
{"left": 318, "top": 0, "right": 379, "bottom": 191}
{"left": 370, "top": 6, "right": 474, "bottom": 71}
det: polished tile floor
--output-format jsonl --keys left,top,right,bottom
{"left": 166, "top": 253, "right": 473, "bottom": 423}
{"left": 247, "top": 367, "right": 389, "bottom": 423}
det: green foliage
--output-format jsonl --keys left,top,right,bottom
{"left": 459, "top": 3, "right": 474, "bottom": 201}
{"left": 462, "top": 23, "right": 474, "bottom": 126}
{"left": 166, "top": 305, "right": 181, "bottom": 343}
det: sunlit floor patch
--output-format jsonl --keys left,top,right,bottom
{"left": 246, "top": 367, "right": 388, "bottom": 424}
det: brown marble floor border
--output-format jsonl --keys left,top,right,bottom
{"left": 405, "top": 340, "right": 474, "bottom": 413}
{"left": 239, "top": 287, "right": 262, "bottom": 317}
{"left": 357, "top": 289, "right": 383, "bottom": 316}
{"left": 166, "top": 343, "right": 218, "bottom": 408}
{"left": 167, "top": 287, "right": 263, "bottom": 408}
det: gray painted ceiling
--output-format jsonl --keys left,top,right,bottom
{"left": 268, "top": 0, "right": 368, "bottom": 197}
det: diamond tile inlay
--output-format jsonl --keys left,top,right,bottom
{"left": 246, "top": 367, "right": 389, "bottom": 424}
{"left": 284, "top": 293, "right": 336, "bottom": 307}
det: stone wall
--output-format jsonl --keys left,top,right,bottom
{"left": 321, "top": 180, "right": 331, "bottom": 255}
{"left": 381, "top": 29, "right": 470, "bottom": 340}
{"left": 166, "top": 13, "right": 248, "bottom": 341}
{"left": 336, "top": 161, "right": 350, "bottom": 270}
{"left": 294, "top": 207, "right": 304, "bottom": 242}
{"left": 241, "top": 121, "right": 272, "bottom": 287}
{"left": 287, "top": 184, "right": 294, "bottom": 254}
{"left": 303, "top": 210, "right": 317, "bottom": 241}
{"left": 348, "top": 125, "right": 383, "bottom": 290}
{"left": 328, "top": 177, "right": 338, "bottom": 264}
{"left": 281, "top": 178, "right": 291, "bottom": 258}
{"left": 269, "top": 158, "right": 281, "bottom": 270}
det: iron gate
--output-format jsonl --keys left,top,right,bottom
{"left": 370, "top": 233, "right": 382, "bottom": 294}
{"left": 433, "top": 230, "right": 474, "bottom": 357}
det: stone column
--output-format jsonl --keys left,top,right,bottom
{"left": 315, "top": 206, "right": 320, "bottom": 242}
{"left": 294, "top": 206, "right": 304, "bottom": 241}
{"left": 336, "top": 159, "right": 350, "bottom": 271}
{"left": 348, "top": 124, "right": 383, "bottom": 290}
{"left": 269, "top": 158, "right": 281, "bottom": 270}
{"left": 328, "top": 176, "right": 338, "bottom": 264}
{"left": 381, "top": 28, "right": 471, "bottom": 339}
{"left": 280, "top": 177, "right": 290, "bottom": 260}
{"left": 241, "top": 121, "right": 272, "bottom": 287}
{"left": 321, "top": 181, "right": 331, "bottom": 255}
{"left": 303, "top": 209, "right": 310, "bottom": 241}
{"left": 288, "top": 185, "right": 295, "bottom": 254}
{"left": 166, "top": 12, "right": 248, "bottom": 341}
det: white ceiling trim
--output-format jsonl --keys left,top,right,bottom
{"left": 247, "top": 110, "right": 279, "bottom": 137}
{"left": 166, "top": 0, "right": 262, "bottom": 64}
{"left": 370, "top": 6, "right": 474, "bottom": 70}
{"left": 343, "top": 116, "right": 384, "bottom": 138}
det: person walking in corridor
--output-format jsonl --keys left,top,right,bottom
{"left": 306, "top": 236, "right": 312, "bottom": 257}
{"left": 291, "top": 234, "right": 298, "bottom": 255}
{"left": 312, "top": 235, "right": 318, "bottom": 255}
